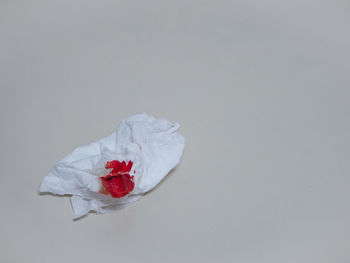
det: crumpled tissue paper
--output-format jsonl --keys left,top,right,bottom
{"left": 40, "top": 113, "right": 185, "bottom": 219}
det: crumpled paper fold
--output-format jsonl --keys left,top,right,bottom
{"left": 40, "top": 113, "right": 185, "bottom": 218}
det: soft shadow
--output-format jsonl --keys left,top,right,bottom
{"left": 73, "top": 213, "right": 90, "bottom": 221}
{"left": 38, "top": 191, "right": 71, "bottom": 198}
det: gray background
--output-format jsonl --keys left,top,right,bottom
{"left": 1, "top": 0, "right": 350, "bottom": 262}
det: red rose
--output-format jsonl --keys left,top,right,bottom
{"left": 100, "top": 160, "right": 135, "bottom": 198}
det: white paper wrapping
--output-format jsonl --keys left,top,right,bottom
{"left": 40, "top": 113, "right": 185, "bottom": 218}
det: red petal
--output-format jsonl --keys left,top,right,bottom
{"left": 101, "top": 174, "right": 135, "bottom": 198}
{"left": 100, "top": 160, "right": 135, "bottom": 198}
{"left": 105, "top": 160, "right": 122, "bottom": 170}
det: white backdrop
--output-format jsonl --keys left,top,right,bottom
{"left": 1, "top": 0, "right": 350, "bottom": 262}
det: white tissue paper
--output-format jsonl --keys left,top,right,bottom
{"left": 40, "top": 113, "right": 185, "bottom": 219}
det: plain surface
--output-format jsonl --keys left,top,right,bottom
{"left": 1, "top": 0, "right": 350, "bottom": 262}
